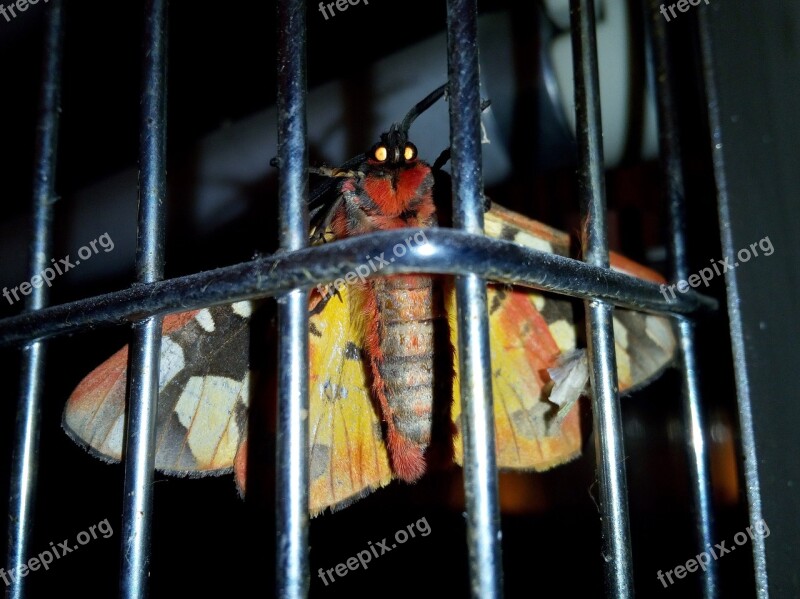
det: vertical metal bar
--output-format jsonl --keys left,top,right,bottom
{"left": 569, "top": 1, "right": 634, "bottom": 596}
{"left": 696, "top": 10, "right": 769, "bottom": 598}
{"left": 275, "top": 1, "right": 310, "bottom": 597}
{"left": 645, "top": 4, "right": 718, "bottom": 597}
{"left": 6, "top": 4, "right": 64, "bottom": 598}
{"left": 445, "top": 1, "right": 503, "bottom": 597}
{"left": 119, "top": 1, "right": 168, "bottom": 597}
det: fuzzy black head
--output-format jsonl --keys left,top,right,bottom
{"left": 368, "top": 124, "right": 418, "bottom": 167}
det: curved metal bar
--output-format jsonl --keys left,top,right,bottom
{"left": 0, "top": 229, "right": 717, "bottom": 348}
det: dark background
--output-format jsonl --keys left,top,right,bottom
{"left": 2, "top": 0, "right": 794, "bottom": 597}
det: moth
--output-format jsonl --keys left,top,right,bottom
{"left": 64, "top": 85, "right": 676, "bottom": 516}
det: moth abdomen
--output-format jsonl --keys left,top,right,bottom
{"left": 382, "top": 354, "right": 435, "bottom": 448}
{"left": 370, "top": 276, "right": 450, "bottom": 481}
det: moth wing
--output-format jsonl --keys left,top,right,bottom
{"left": 63, "top": 302, "right": 255, "bottom": 476}
{"left": 483, "top": 203, "right": 677, "bottom": 390}
{"left": 307, "top": 285, "right": 393, "bottom": 516}
{"left": 449, "top": 204, "right": 676, "bottom": 471}
{"left": 605, "top": 253, "right": 677, "bottom": 391}
{"left": 447, "top": 279, "right": 584, "bottom": 471}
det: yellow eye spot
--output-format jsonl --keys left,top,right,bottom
{"left": 404, "top": 144, "right": 416, "bottom": 161}
{"left": 374, "top": 146, "right": 388, "bottom": 161}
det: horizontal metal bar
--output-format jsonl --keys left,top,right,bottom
{"left": 0, "top": 229, "right": 718, "bottom": 348}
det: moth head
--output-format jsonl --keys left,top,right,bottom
{"left": 368, "top": 127, "right": 418, "bottom": 167}
{"left": 367, "top": 83, "right": 448, "bottom": 168}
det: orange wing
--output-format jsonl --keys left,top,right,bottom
{"left": 449, "top": 204, "right": 676, "bottom": 471}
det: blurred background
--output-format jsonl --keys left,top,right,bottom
{"left": 1, "top": 1, "right": 798, "bottom": 597}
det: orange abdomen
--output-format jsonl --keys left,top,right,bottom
{"left": 364, "top": 275, "right": 449, "bottom": 481}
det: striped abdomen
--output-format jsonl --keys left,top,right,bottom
{"left": 366, "top": 274, "right": 448, "bottom": 482}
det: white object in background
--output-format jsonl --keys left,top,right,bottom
{"left": 545, "top": 0, "right": 659, "bottom": 166}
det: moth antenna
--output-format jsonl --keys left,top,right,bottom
{"left": 430, "top": 98, "right": 491, "bottom": 172}
{"left": 399, "top": 82, "right": 449, "bottom": 134}
{"left": 431, "top": 147, "right": 451, "bottom": 172}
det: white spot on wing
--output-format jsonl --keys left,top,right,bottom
{"left": 613, "top": 317, "right": 629, "bottom": 349}
{"left": 615, "top": 340, "right": 632, "bottom": 384}
{"left": 512, "top": 229, "right": 553, "bottom": 254}
{"left": 159, "top": 337, "right": 185, "bottom": 389}
{"left": 645, "top": 315, "right": 676, "bottom": 354}
{"left": 232, "top": 301, "right": 253, "bottom": 318}
{"left": 195, "top": 309, "right": 215, "bottom": 332}
{"left": 484, "top": 216, "right": 554, "bottom": 253}
{"left": 548, "top": 319, "right": 576, "bottom": 352}
{"left": 174, "top": 375, "right": 249, "bottom": 468}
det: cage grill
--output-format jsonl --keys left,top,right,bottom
{"left": 0, "top": 1, "right": 767, "bottom": 598}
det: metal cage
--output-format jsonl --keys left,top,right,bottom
{"left": 3, "top": 0, "right": 790, "bottom": 597}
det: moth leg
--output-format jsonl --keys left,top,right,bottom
{"left": 309, "top": 285, "right": 341, "bottom": 317}
{"left": 310, "top": 194, "right": 344, "bottom": 245}
{"left": 309, "top": 166, "right": 365, "bottom": 179}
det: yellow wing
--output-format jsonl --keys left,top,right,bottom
{"left": 307, "top": 286, "right": 393, "bottom": 515}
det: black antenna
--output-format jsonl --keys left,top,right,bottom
{"left": 399, "top": 82, "right": 449, "bottom": 134}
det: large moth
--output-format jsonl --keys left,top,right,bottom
{"left": 64, "top": 85, "right": 676, "bottom": 515}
